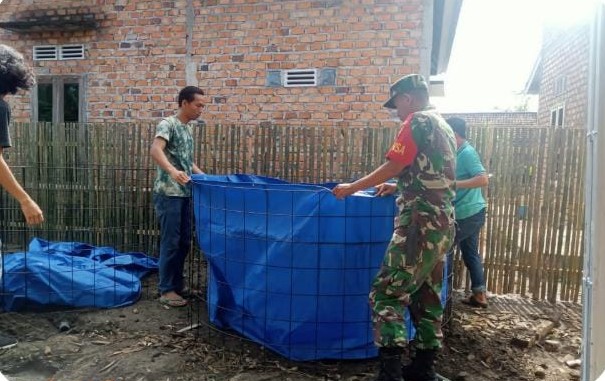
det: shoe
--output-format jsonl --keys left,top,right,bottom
{"left": 401, "top": 348, "right": 438, "bottom": 381}
{"left": 159, "top": 296, "right": 188, "bottom": 307}
{"left": 461, "top": 294, "right": 488, "bottom": 308}
{"left": 0, "top": 333, "right": 17, "bottom": 350}
{"left": 375, "top": 347, "right": 403, "bottom": 381}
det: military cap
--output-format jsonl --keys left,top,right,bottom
{"left": 383, "top": 74, "right": 429, "bottom": 109}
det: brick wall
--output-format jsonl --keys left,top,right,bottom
{"left": 537, "top": 23, "right": 590, "bottom": 129}
{"left": 442, "top": 112, "right": 538, "bottom": 127}
{"left": 0, "top": 0, "right": 427, "bottom": 126}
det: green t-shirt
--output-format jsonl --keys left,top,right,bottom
{"left": 153, "top": 115, "right": 194, "bottom": 197}
{"left": 454, "top": 141, "right": 486, "bottom": 220}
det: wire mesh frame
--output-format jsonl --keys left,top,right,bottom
{"left": 191, "top": 181, "right": 387, "bottom": 361}
{"left": 0, "top": 121, "right": 456, "bottom": 373}
{"left": 0, "top": 163, "right": 163, "bottom": 311}
{"left": 187, "top": 178, "right": 455, "bottom": 364}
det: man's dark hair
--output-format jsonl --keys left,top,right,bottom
{"left": 178, "top": 86, "right": 204, "bottom": 107}
{"left": 447, "top": 117, "right": 467, "bottom": 139}
{"left": 0, "top": 44, "right": 35, "bottom": 95}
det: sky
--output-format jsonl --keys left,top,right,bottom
{"left": 433, "top": 0, "right": 595, "bottom": 113}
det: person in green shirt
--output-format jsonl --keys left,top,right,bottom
{"left": 150, "top": 86, "right": 205, "bottom": 307}
{"left": 446, "top": 117, "right": 489, "bottom": 308}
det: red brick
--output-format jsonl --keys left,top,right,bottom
{"left": 0, "top": 0, "right": 425, "bottom": 124}
{"left": 536, "top": 24, "right": 589, "bottom": 129}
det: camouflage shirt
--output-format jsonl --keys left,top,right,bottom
{"left": 153, "top": 115, "right": 194, "bottom": 197}
{"left": 385, "top": 108, "right": 457, "bottom": 227}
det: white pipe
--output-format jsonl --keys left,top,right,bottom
{"left": 584, "top": 2, "right": 605, "bottom": 380}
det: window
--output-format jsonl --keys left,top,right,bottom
{"left": 63, "top": 83, "right": 80, "bottom": 122}
{"left": 554, "top": 76, "right": 567, "bottom": 96}
{"left": 550, "top": 106, "right": 564, "bottom": 127}
{"left": 550, "top": 109, "right": 556, "bottom": 126}
{"left": 32, "top": 76, "right": 87, "bottom": 185}
{"left": 33, "top": 76, "right": 85, "bottom": 123}
{"left": 37, "top": 83, "right": 53, "bottom": 122}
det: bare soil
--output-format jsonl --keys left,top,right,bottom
{"left": 0, "top": 287, "right": 582, "bottom": 381}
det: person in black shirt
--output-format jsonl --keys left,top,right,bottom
{"left": 0, "top": 44, "right": 44, "bottom": 349}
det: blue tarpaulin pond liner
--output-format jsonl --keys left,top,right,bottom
{"left": 0, "top": 238, "right": 158, "bottom": 311}
{"left": 192, "top": 174, "right": 449, "bottom": 361}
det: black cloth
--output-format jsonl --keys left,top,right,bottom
{"left": 0, "top": 99, "right": 13, "bottom": 148}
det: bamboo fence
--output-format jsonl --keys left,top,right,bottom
{"left": 0, "top": 122, "right": 585, "bottom": 302}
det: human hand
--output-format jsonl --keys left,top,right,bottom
{"left": 20, "top": 198, "right": 44, "bottom": 226}
{"left": 332, "top": 183, "right": 356, "bottom": 199}
{"left": 375, "top": 183, "right": 397, "bottom": 197}
{"left": 170, "top": 170, "right": 191, "bottom": 185}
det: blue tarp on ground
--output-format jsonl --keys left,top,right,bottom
{"left": 0, "top": 238, "right": 158, "bottom": 311}
{"left": 192, "top": 174, "right": 449, "bottom": 361}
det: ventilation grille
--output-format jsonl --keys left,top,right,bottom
{"left": 33, "top": 46, "right": 58, "bottom": 61}
{"left": 60, "top": 45, "right": 84, "bottom": 60}
{"left": 33, "top": 44, "right": 84, "bottom": 61}
{"left": 283, "top": 69, "right": 318, "bottom": 87}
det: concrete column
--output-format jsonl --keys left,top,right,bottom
{"left": 185, "top": 0, "right": 197, "bottom": 86}
{"left": 420, "top": 0, "right": 433, "bottom": 79}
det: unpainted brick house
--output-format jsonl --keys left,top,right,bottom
{"left": 525, "top": 22, "right": 590, "bottom": 129}
{"left": 0, "top": 0, "right": 461, "bottom": 126}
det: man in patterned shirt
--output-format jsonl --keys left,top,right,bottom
{"left": 333, "top": 74, "right": 456, "bottom": 381}
{"left": 150, "top": 86, "right": 205, "bottom": 307}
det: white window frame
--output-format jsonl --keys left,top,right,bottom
{"left": 31, "top": 75, "right": 87, "bottom": 124}
{"left": 550, "top": 105, "right": 565, "bottom": 128}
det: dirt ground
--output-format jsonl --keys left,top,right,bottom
{"left": 0, "top": 286, "right": 582, "bottom": 381}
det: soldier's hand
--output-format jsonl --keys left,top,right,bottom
{"left": 332, "top": 183, "right": 356, "bottom": 199}
{"left": 375, "top": 183, "right": 397, "bottom": 197}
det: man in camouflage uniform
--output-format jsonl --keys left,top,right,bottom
{"left": 150, "top": 86, "right": 205, "bottom": 308}
{"left": 333, "top": 74, "right": 456, "bottom": 381}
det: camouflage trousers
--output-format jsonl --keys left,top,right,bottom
{"left": 369, "top": 217, "right": 454, "bottom": 350}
